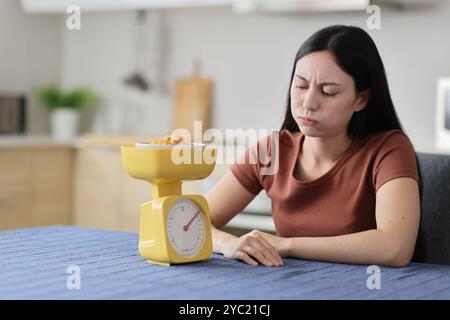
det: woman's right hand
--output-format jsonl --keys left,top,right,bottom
{"left": 221, "top": 231, "right": 284, "bottom": 267}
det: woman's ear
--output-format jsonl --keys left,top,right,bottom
{"left": 354, "top": 88, "right": 371, "bottom": 112}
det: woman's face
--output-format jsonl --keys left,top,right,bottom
{"left": 290, "top": 50, "right": 368, "bottom": 138}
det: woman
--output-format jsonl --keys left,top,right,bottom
{"left": 205, "top": 25, "right": 420, "bottom": 268}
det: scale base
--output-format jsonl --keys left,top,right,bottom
{"left": 147, "top": 259, "right": 171, "bottom": 267}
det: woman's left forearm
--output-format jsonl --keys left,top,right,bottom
{"left": 282, "top": 229, "right": 413, "bottom": 267}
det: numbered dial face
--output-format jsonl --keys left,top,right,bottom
{"left": 167, "top": 199, "right": 205, "bottom": 258}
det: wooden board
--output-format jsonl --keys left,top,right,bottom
{"left": 173, "top": 78, "right": 212, "bottom": 141}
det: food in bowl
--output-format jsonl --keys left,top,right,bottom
{"left": 135, "top": 134, "right": 207, "bottom": 149}
{"left": 149, "top": 135, "right": 184, "bottom": 145}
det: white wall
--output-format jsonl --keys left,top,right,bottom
{"left": 0, "top": 0, "right": 62, "bottom": 134}
{"left": 10, "top": 2, "right": 450, "bottom": 152}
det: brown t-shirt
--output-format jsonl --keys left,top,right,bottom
{"left": 230, "top": 129, "right": 419, "bottom": 237}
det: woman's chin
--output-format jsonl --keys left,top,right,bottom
{"left": 299, "top": 125, "right": 320, "bottom": 137}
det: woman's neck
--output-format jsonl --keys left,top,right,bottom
{"left": 301, "top": 131, "right": 353, "bottom": 167}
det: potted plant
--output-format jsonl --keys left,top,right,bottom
{"left": 38, "top": 85, "right": 95, "bottom": 141}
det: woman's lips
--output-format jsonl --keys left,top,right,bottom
{"left": 298, "top": 116, "right": 318, "bottom": 126}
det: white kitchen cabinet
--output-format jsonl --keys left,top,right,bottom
{"left": 20, "top": 0, "right": 233, "bottom": 13}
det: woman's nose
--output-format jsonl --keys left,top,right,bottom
{"left": 302, "top": 89, "right": 319, "bottom": 111}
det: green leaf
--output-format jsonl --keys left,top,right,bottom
{"left": 37, "top": 85, "right": 96, "bottom": 111}
{"left": 61, "top": 88, "right": 95, "bottom": 110}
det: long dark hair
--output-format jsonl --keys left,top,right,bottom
{"left": 280, "top": 25, "right": 403, "bottom": 139}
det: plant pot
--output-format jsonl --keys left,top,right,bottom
{"left": 50, "top": 108, "right": 80, "bottom": 141}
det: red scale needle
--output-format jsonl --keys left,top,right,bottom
{"left": 183, "top": 209, "right": 201, "bottom": 231}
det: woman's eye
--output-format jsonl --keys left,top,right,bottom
{"left": 294, "top": 85, "right": 337, "bottom": 96}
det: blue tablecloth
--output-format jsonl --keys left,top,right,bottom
{"left": 1, "top": 225, "right": 449, "bottom": 300}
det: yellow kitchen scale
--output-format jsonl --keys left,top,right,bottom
{"left": 121, "top": 137, "right": 217, "bottom": 266}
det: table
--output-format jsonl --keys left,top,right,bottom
{"left": 1, "top": 226, "right": 449, "bottom": 299}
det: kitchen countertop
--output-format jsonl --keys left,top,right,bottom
{"left": 0, "top": 134, "right": 76, "bottom": 149}
{"left": 1, "top": 225, "right": 450, "bottom": 299}
{"left": 0, "top": 134, "right": 156, "bottom": 150}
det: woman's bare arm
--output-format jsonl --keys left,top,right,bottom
{"left": 205, "top": 170, "right": 283, "bottom": 266}
{"left": 205, "top": 170, "right": 256, "bottom": 253}
{"left": 205, "top": 171, "right": 257, "bottom": 228}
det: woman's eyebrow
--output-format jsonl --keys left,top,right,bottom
{"left": 295, "top": 74, "right": 341, "bottom": 86}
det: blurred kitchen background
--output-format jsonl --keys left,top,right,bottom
{"left": 1, "top": 0, "right": 450, "bottom": 235}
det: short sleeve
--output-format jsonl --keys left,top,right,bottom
{"left": 229, "top": 134, "right": 274, "bottom": 196}
{"left": 372, "top": 132, "right": 419, "bottom": 191}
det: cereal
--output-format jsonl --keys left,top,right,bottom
{"left": 149, "top": 135, "right": 184, "bottom": 145}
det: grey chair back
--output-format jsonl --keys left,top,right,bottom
{"left": 413, "top": 152, "right": 450, "bottom": 265}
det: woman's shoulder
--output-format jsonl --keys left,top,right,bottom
{"left": 360, "top": 130, "right": 419, "bottom": 190}
{"left": 356, "top": 129, "right": 416, "bottom": 162}
{"left": 362, "top": 129, "right": 413, "bottom": 148}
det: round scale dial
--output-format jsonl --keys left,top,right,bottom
{"left": 167, "top": 199, "right": 205, "bottom": 258}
